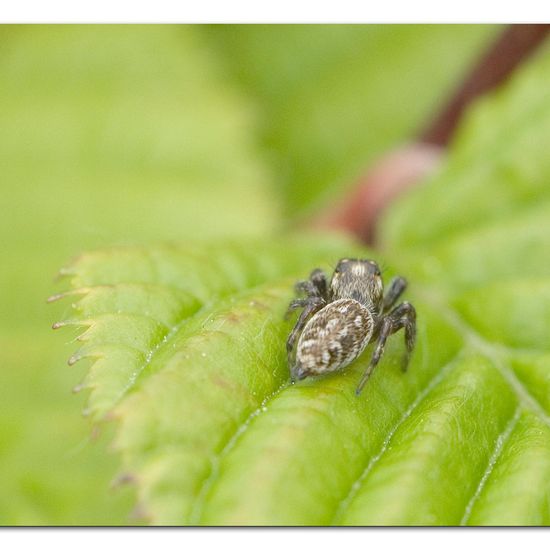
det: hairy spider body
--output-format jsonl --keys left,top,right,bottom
{"left": 286, "top": 258, "right": 416, "bottom": 395}
{"left": 295, "top": 299, "right": 374, "bottom": 377}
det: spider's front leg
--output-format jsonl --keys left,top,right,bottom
{"left": 294, "top": 268, "right": 329, "bottom": 300}
{"left": 355, "top": 301, "right": 416, "bottom": 395}
{"left": 285, "top": 268, "right": 328, "bottom": 319}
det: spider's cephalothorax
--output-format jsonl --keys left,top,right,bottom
{"left": 285, "top": 258, "right": 416, "bottom": 395}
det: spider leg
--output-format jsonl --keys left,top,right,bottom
{"left": 288, "top": 268, "right": 327, "bottom": 319}
{"left": 382, "top": 276, "right": 407, "bottom": 313}
{"left": 284, "top": 298, "right": 309, "bottom": 320}
{"left": 388, "top": 301, "right": 417, "bottom": 372}
{"left": 294, "top": 280, "right": 318, "bottom": 302}
{"left": 294, "top": 268, "right": 329, "bottom": 300}
{"left": 286, "top": 296, "right": 325, "bottom": 369}
{"left": 309, "top": 268, "right": 328, "bottom": 300}
{"left": 355, "top": 316, "right": 393, "bottom": 395}
{"left": 355, "top": 301, "right": 416, "bottom": 395}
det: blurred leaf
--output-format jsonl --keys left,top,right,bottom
{"left": 54, "top": 37, "right": 550, "bottom": 526}
{"left": 0, "top": 25, "right": 279, "bottom": 524}
{"left": 204, "top": 24, "right": 499, "bottom": 217}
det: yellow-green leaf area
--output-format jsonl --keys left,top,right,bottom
{"left": 51, "top": 34, "right": 550, "bottom": 526}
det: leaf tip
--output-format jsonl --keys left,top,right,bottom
{"left": 67, "top": 353, "right": 82, "bottom": 366}
{"left": 47, "top": 287, "right": 91, "bottom": 304}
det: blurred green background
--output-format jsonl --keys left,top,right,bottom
{"left": 0, "top": 24, "right": 498, "bottom": 524}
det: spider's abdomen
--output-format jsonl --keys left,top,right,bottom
{"left": 294, "top": 298, "right": 374, "bottom": 380}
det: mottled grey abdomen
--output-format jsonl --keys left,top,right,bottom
{"left": 295, "top": 298, "right": 374, "bottom": 379}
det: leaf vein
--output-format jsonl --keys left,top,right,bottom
{"left": 460, "top": 406, "right": 521, "bottom": 525}
{"left": 330, "top": 350, "right": 463, "bottom": 525}
{"left": 416, "top": 288, "right": 550, "bottom": 426}
{"left": 189, "top": 378, "right": 291, "bottom": 524}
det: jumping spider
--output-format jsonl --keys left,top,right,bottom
{"left": 286, "top": 258, "right": 416, "bottom": 395}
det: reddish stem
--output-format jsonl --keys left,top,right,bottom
{"left": 421, "top": 24, "right": 550, "bottom": 147}
{"left": 315, "top": 25, "right": 550, "bottom": 245}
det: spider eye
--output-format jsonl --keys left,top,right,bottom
{"left": 335, "top": 258, "right": 352, "bottom": 273}
{"left": 362, "top": 259, "right": 381, "bottom": 276}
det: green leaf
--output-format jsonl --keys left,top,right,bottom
{"left": 54, "top": 237, "right": 368, "bottom": 523}
{"left": 54, "top": 39, "right": 550, "bottom": 525}
{"left": 0, "top": 25, "right": 280, "bottom": 525}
